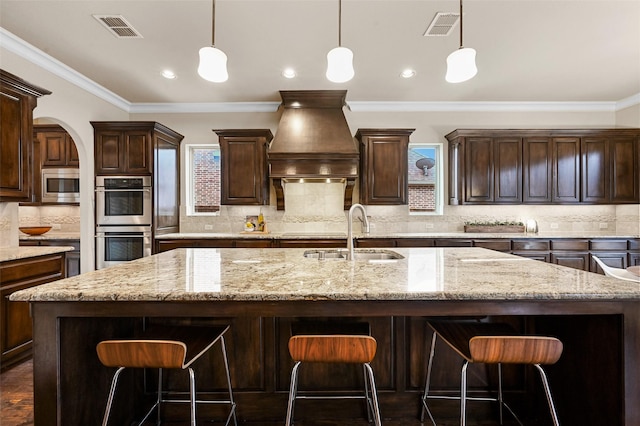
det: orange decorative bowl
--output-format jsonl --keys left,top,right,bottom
{"left": 19, "top": 226, "right": 52, "bottom": 236}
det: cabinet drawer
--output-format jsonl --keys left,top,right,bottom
{"left": 1, "top": 254, "right": 65, "bottom": 285}
{"left": 629, "top": 239, "right": 640, "bottom": 250}
{"left": 435, "top": 239, "right": 473, "bottom": 247}
{"left": 590, "top": 240, "right": 628, "bottom": 251}
{"left": 473, "top": 240, "right": 511, "bottom": 252}
{"left": 550, "top": 239, "right": 589, "bottom": 251}
{"left": 395, "top": 239, "right": 435, "bottom": 247}
{"left": 356, "top": 239, "right": 397, "bottom": 248}
{"left": 512, "top": 240, "right": 550, "bottom": 251}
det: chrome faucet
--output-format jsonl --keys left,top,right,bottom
{"left": 347, "top": 203, "right": 370, "bottom": 260}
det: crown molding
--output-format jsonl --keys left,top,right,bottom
{"left": 1, "top": 27, "right": 131, "bottom": 112}
{"left": 617, "top": 93, "right": 640, "bottom": 111}
{"left": 347, "top": 101, "right": 619, "bottom": 113}
{"left": 3, "top": 27, "right": 639, "bottom": 115}
{"left": 129, "top": 102, "right": 280, "bottom": 114}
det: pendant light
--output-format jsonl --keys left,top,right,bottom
{"left": 198, "top": 0, "right": 228, "bottom": 83}
{"left": 326, "top": 0, "right": 354, "bottom": 83}
{"left": 445, "top": 0, "right": 477, "bottom": 83}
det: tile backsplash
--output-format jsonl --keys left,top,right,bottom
{"left": 180, "top": 182, "right": 639, "bottom": 235}
{"left": 18, "top": 205, "right": 81, "bottom": 233}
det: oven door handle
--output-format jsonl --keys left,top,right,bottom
{"left": 96, "top": 234, "right": 151, "bottom": 238}
{"left": 95, "top": 188, "right": 151, "bottom": 193}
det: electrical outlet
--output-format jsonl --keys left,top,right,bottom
{"left": 425, "top": 223, "right": 434, "bottom": 229}
{"left": 204, "top": 224, "right": 213, "bottom": 230}
{"left": 550, "top": 223, "right": 559, "bottom": 229}
{"left": 51, "top": 224, "right": 61, "bottom": 230}
{"left": 599, "top": 223, "right": 608, "bottom": 229}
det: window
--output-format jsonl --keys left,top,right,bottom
{"left": 187, "top": 145, "right": 220, "bottom": 215}
{"left": 408, "top": 143, "right": 443, "bottom": 215}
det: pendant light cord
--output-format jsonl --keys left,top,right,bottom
{"left": 459, "top": 0, "right": 464, "bottom": 49}
{"left": 338, "top": 0, "right": 342, "bottom": 47}
{"left": 211, "top": 0, "right": 216, "bottom": 46}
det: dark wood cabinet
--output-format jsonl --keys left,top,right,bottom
{"left": 356, "top": 128, "right": 414, "bottom": 205}
{"left": 552, "top": 136, "right": 581, "bottom": 203}
{"left": 447, "top": 129, "right": 640, "bottom": 205}
{"left": 36, "top": 125, "right": 79, "bottom": 167}
{"left": 215, "top": 129, "right": 272, "bottom": 206}
{"left": 92, "top": 122, "right": 182, "bottom": 176}
{"left": 523, "top": 137, "right": 552, "bottom": 203}
{"left": 0, "top": 70, "right": 50, "bottom": 202}
{"left": 447, "top": 131, "right": 522, "bottom": 204}
{"left": 19, "top": 239, "right": 80, "bottom": 277}
{"left": 582, "top": 135, "right": 639, "bottom": 203}
{"left": 1, "top": 253, "right": 66, "bottom": 370}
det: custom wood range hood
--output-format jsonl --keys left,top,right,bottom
{"left": 268, "top": 90, "right": 359, "bottom": 210}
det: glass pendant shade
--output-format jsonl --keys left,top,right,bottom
{"left": 445, "top": 47, "right": 477, "bottom": 83}
{"left": 326, "top": 46, "right": 354, "bottom": 83}
{"left": 198, "top": 46, "right": 228, "bottom": 83}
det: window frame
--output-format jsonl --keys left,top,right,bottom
{"left": 185, "top": 143, "right": 221, "bottom": 217}
{"left": 408, "top": 142, "right": 444, "bottom": 216}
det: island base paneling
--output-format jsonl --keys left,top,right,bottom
{"left": 32, "top": 302, "right": 629, "bottom": 425}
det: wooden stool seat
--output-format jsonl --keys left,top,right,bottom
{"left": 288, "top": 335, "right": 377, "bottom": 364}
{"left": 421, "top": 320, "right": 563, "bottom": 426}
{"left": 285, "top": 329, "right": 381, "bottom": 426}
{"left": 97, "top": 325, "right": 236, "bottom": 426}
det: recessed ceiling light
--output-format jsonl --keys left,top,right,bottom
{"left": 400, "top": 69, "right": 416, "bottom": 79}
{"left": 282, "top": 68, "right": 297, "bottom": 79}
{"left": 162, "top": 70, "right": 177, "bottom": 79}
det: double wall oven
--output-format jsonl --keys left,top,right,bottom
{"left": 95, "top": 176, "right": 152, "bottom": 269}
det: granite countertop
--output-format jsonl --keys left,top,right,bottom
{"left": 155, "top": 231, "right": 640, "bottom": 240}
{"left": 0, "top": 246, "right": 76, "bottom": 263}
{"left": 10, "top": 247, "right": 640, "bottom": 303}
{"left": 18, "top": 232, "right": 80, "bottom": 241}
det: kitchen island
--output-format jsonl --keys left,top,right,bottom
{"left": 11, "top": 247, "right": 640, "bottom": 425}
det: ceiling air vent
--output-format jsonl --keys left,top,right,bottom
{"left": 423, "top": 12, "right": 460, "bottom": 37}
{"left": 93, "top": 15, "right": 143, "bottom": 38}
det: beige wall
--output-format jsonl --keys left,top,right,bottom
{"left": 616, "top": 104, "right": 640, "bottom": 127}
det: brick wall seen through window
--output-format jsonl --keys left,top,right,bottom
{"left": 192, "top": 147, "right": 221, "bottom": 213}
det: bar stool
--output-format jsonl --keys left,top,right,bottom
{"left": 285, "top": 321, "right": 382, "bottom": 426}
{"left": 420, "top": 320, "right": 563, "bottom": 426}
{"left": 96, "top": 324, "right": 237, "bottom": 426}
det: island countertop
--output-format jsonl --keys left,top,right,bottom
{"left": 11, "top": 247, "right": 640, "bottom": 302}
{"left": 0, "top": 245, "right": 75, "bottom": 263}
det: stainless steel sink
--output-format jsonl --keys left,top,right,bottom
{"left": 303, "top": 249, "right": 404, "bottom": 260}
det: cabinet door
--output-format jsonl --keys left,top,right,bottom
{"left": 359, "top": 134, "right": 409, "bottom": 204}
{"left": 40, "top": 131, "right": 68, "bottom": 166}
{"left": 550, "top": 253, "right": 589, "bottom": 270}
{"left": 523, "top": 137, "right": 552, "bottom": 203}
{"left": 582, "top": 137, "right": 609, "bottom": 203}
{"left": 610, "top": 136, "right": 639, "bottom": 203}
{"left": 552, "top": 137, "right": 580, "bottom": 203}
{"left": 0, "top": 90, "right": 33, "bottom": 201}
{"left": 493, "top": 137, "right": 522, "bottom": 203}
{"left": 124, "top": 131, "right": 151, "bottom": 174}
{"left": 464, "top": 137, "right": 493, "bottom": 203}
{"left": 94, "top": 130, "right": 125, "bottom": 174}
{"left": 590, "top": 253, "right": 628, "bottom": 272}
{"left": 220, "top": 135, "right": 268, "bottom": 205}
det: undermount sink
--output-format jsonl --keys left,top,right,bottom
{"left": 303, "top": 249, "right": 404, "bottom": 261}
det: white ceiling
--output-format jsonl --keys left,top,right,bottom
{"left": 1, "top": 0, "right": 639, "bottom": 105}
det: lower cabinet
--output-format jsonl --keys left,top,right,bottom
{"left": 19, "top": 239, "right": 80, "bottom": 277}
{"left": 1, "top": 253, "right": 66, "bottom": 370}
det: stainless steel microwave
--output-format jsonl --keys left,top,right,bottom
{"left": 41, "top": 168, "right": 80, "bottom": 203}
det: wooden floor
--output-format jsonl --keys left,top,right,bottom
{"left": 0, "top": 359, "right": 520, "bottom": 426}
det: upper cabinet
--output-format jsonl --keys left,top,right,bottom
{"left": 0, "top": 70, "right": 51, "bottom": 202}
{"left": 447, "top": 129, "right": 640, "bottom": 205}
{"left": 36, "top": 125, "right": 79, "bottom": 167}
{"left": 215, "top": 129, "right": 272, "bottom": 206}
{"left": 356, "top": 128, "right": 414, "bottom": 205}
